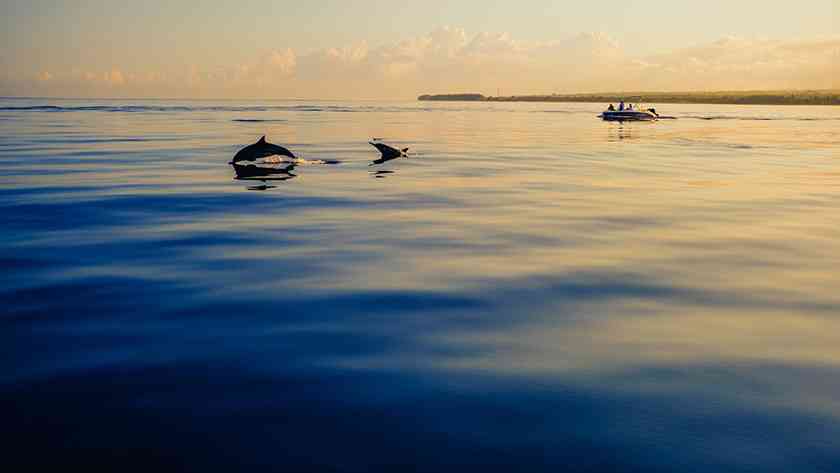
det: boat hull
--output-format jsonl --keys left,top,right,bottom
{"left": 600, "top": 111, "right": 658, "bottom": 122}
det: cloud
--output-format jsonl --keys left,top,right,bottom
{"left": 10, "top": 28, "right": 840, "bottom": 98}
{"left": 632, "top": 37, "right": 840, "bottom": 90}
{"left": 76, "top": 69, "right": 127, "bottom": 86}
{"left": 236, "top": 48, "right": 298, "bottom": 85}
{"left": 106, "top": 70, "right": 126, "bottom": 86}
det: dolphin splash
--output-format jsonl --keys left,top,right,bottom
{"left": 231, "top": 136, "right": 296, "bottom": 163}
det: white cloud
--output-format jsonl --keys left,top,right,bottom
{"left": 106, "top": 70, "right": 126, "bottom": 86}
{"left": 634, "top": 37, "right": 840, "bottom": 90}
{"left": 12, "top": 29, "right": 840, "bottom": 98}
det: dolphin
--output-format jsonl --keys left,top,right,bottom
{"left": 369, "top": 141, "right": 409, "bottom": 165}
{"left": 231, "top": 136, "right": 296, "bottom": 163}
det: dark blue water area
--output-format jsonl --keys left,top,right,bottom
{"left": 2, "top": 192, "right": 838, "bottom": 473}
{"left": 2, "top": 99, "right": 840, "bottom": 472}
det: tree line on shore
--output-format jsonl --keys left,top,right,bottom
{"left": 418, "top": 91, "right": 840, "bottom": 106}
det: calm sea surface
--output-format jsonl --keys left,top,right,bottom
{"left": 2, "top": 98, "right": 840, "bottom": 472}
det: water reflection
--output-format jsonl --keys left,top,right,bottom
{"left": 2, "top": 98, "right": 840, "bottom": 472}
{"left": 607, "top": 123, "right": 643, "bottom": 141}
{"left": 230, "top": 158, "right": 344, "bottom": 189}
{"left": 232, "top": 162, "right": 297, "bottom": 189}
{"left": 370, "top": 169, "right": 396, "bottom": 179}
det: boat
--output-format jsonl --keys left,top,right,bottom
{"left": 599, "top": 107, "right": 660, "bottom": 122}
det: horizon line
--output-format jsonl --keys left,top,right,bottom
{"left": 3, "top": 87, "right": 840, "bottom": 103}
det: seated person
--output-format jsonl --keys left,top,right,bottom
{"left": 607, "top": 104, "right": 615, "bottom": 111}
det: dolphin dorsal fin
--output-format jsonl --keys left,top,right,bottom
{"left": 258, "top": 136, "right": 266, "bottom": 144}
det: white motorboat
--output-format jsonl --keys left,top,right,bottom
{"left": 600, "top": 107, "right": 659, "bottom": 121}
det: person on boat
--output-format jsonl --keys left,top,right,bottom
{"left": 628, "top": 103, "right": 634, "bottom": 110}
{"left": 607, "top": 104, "right": 615, "bottom": 111}
{"left": 619, "top": 101, "right": 625, "bottom": 111}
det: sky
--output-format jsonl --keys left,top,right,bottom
{"left": 1, "top": 0, "right": 838, "bottom": 98}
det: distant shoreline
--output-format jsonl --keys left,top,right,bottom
{"left": 418, "top": 91, "right": 840, "bottom": 106}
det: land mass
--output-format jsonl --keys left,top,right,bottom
{"left": 418, "top": 90, "right": 840, "bottom": 106}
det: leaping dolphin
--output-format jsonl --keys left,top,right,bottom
{"left": 231, "top": 136, "right": 296, "bottom": 163}
{"left": 369, "top": 141, "right": 409, "bottom": 165}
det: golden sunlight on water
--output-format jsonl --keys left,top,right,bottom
{"left": 2, "top": 99, "right": 840, "bottom": 471}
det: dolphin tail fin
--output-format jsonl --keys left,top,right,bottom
{"left": 258, "top": 136, "right": 266, "bottom": 143}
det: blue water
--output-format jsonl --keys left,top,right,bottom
{"left": 2, "top": 97, "right": 840, "bottom": 472}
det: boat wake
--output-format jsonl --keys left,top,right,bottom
{"left": 685, "top": 115, "right": 840, "bottom": 122}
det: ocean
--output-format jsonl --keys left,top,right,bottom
{"left": 2, "top": 98, "right": 840, "bottom": 472}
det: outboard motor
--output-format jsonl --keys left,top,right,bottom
{"left": 647, "top": 108, "right": 658, "bottom": 116}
